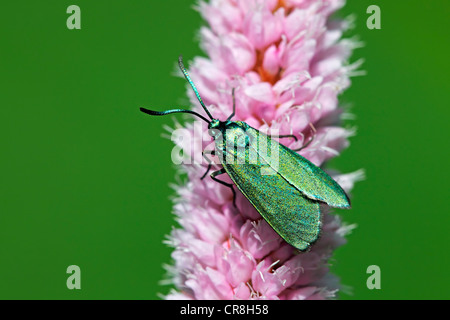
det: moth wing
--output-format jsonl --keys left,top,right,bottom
{"left": 223, "top": 161, "right": 321, "bottom": 251}
{"left": 246, "top": 127, "right": 351, "bottom": 209}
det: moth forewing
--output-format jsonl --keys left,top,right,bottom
{"left": 222, "top": 154, "right": 322, "bottom": 251}
{"left": 215, "top": 125, "right": 321, "bottom": 250}
{"left": 245, "top": 126, "right": 350, "bottom": 209}
{"left": 252, "top": 129, "right": 280, "bottom": 176}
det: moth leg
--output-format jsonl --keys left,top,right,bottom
{"left": 271, "top": 134, "right": 298, "bottom": 142}
{"left": 293, "top": 123, "right": 317, "bottom": 152}
{"left": 211, "top": 168, "right": 236, "bottom": 207}
{"left": 201, "top": 150, "right": 216, "bottom": 180}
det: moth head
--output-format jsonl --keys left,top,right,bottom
{"left": 208, "top": 119, "right": 221, "bottom": 139}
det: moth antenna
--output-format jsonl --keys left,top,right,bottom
{"left": 226, "top": 88, "right": 236, "bottom": 121}
{"left": 140, "top": 107, "right": 211, "bottom": 124}
{"left": 178, "top": 55, "right": 214, "bottom": 120}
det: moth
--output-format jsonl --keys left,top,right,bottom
{"left": 140, "top": 56, "right": 350, "bottom": 251}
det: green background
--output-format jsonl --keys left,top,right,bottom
{"left": 1, "top": 0, "right": 448, "bottom": 299}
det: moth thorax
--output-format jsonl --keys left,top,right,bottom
{"left": 207, "top": 119, "right": 222, "bottom": 139}
{"left": 225, "top": 127, "right": 249, "bottom": 149}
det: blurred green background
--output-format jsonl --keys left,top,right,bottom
{"left": 0, "top": 0, "right": 448, "bottom": 299}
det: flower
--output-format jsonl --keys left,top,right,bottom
{"left": 162, "top": 0, "right": 362, "bottom": 300}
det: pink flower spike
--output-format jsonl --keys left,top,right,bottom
{"left": 160, "top": 0, "right": 361, "bottom": 300}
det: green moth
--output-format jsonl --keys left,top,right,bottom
{"left": 140, "top": 56, "right": 351, "bottom": 251}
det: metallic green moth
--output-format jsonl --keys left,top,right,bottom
{"left": 140, "top": 56, "right": 351, "bottom": 251}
